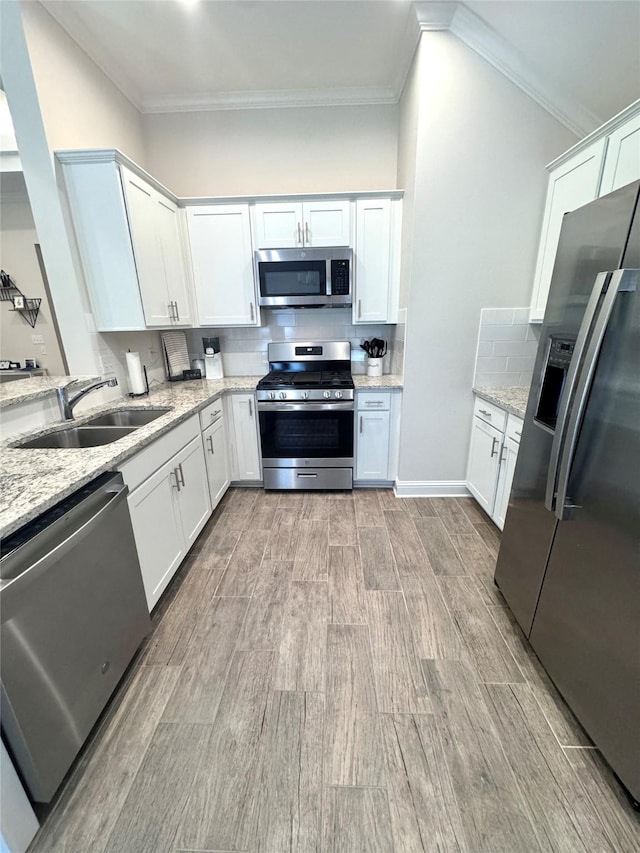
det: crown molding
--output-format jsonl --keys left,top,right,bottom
{"left": 39, "top": 0, "right": 143, "bottom": 112}
{"left": 41, "top": 0, "right": 602, "bottom": 135}
{"left": 141, "top": 86, "right": 398, "bottom": 114}
{"left": 447, "top": 4, "right": 601, "bottom": 137}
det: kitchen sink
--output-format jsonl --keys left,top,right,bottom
{"left": 16, "top": 426, "right": 138, "bottom": 449}
{"left": 84, "top": 408, "right": 171, "bottom": 428}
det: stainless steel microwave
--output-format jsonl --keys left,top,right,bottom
{"left": 255, "top": 247, "right": 352, "bottom": 308}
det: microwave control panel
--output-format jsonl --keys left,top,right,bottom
{"left": 331, "top": 259, "right": 350, "bottom": 295}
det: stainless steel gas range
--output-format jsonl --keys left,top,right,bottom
{"left": 256, "top": 341, "right": 354, "bottom": 490}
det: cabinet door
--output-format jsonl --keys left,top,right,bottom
{"left": 203, "top": 418, "right": 230, "bottom": 509}
{"left": 466, "top": 418, "right": 503, "bottom": 515}
{"left": 174, "top": 436, "right": 212, "bottom": 549}
{"left": 303, "top": 200, "right": 351, "bottom": 246}
{"left": 253, "top": 202, "right": 304, "bottom": 248}
{"left": 356, "top": 410, "right": 390, "bottom": 480}
{"left": 230, "top": 394, "right": 262, "bottom": 480}
{"left": 529, "top": 138, "right": 607, "bottom": 322}
{"left": 156, "top": 196, "right": 192, "bottom": 326}
{"left": 127, "top": 464, "right": 184, "bottom": 611}
{"left": 187, "top": 205, "right": 259, "bottom": 326}
{"left": 354, "top": 198, "right": 391, "bottom": 323}
{"left": 492, "top": 436, "right": 519, "bottom": 531}
{"left": 599, "top": 113, "right": 640, "bottom": 196}
{"left": 120, "top": 167, "right": 172, "bottom": 327}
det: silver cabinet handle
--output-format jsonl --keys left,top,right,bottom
{"left": 490, "top": 437, "right": 499, "bottom": 458}
{"left": 210, "top": 409, "right": 221, "bottom": 421}
{"left": 359, "top": 415, "right": 363, "bottom": 434}
{"left": 297, "top": 222, "right": 302, "bottom": 244}
{"left": 172, "top": 468, "right": 180, "bottom": 492}
{"left": 174, "top": 301, "right": 180, "bottom": 322}
{"left": 365, "top": 400, "right": 384, "bottom": 407}
{"left": 358, "top": 299, "right": 362, "bottom": 319}
{"left": 168, "top": 302, "right": 174, "bottom": 321}
{"left": 500, "top": 444, "right": 507, "bottom": 463}
{"left": 248, "top": 398, "right": 253, "bottom": 417}
{"left": 479, "top": 409, "right": 492, "bottom": 417}
{"left": 250, "top": 302, "right": 255, "bottom": 323}
{"left": 177, "top": 462, "right": 185, "bottom": 487}
{"left": 515, "top": 430, "right": 522, "bottom": 437}
{"left": 305, "top": 222, "right": 310, "bottom": 244}
{"left": 207, "top": 435, "right": 214, "bottom": 454}
{"left": 545, "top": 271, "right": 608, "bottom": 514}
{"left": 554, "top": 268, "right": 637, "bottom": 521}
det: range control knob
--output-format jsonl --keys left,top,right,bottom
{"left": 268, "top": 391, "right": 276, "bottom": 400}
{"left": 279, "top": 391, "right": 287, "bottom": 400}
{"left": 323, "top": 390, "right": 331, "bottom": 399}
{"left": 335, "top": 390, "right": 343, "bottom": 399}
{"left": 301, "top": 391, "right": 309, "bottom": 400}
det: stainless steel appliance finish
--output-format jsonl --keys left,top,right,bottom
{"left": 495, "top": 180, "right": 640, "bottom": 802}
{"left": 257, "top": 341, "right": 355, "bottom": 489}
{"left": 255, "top": 247, "right": 352, "bottom": 308}
{"left": 0, "top": 473, "right": 151, "bottom": 802}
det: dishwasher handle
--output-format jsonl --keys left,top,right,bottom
{"left": 1, "top": 481, "right": 129, "bottom": 618}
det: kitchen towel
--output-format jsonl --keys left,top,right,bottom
{"left": 161, "top": 331, "right": 190, "bottom": 379}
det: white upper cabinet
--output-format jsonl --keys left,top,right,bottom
{"left": 253, "top": 199, "right": 351, "bottom": 248}
{"left": 186, "top": 204, "right": 259, "bottom": 326}
{"left": 598, "top": 112, "right": 640, "bottom": 196}
{"left": 120, "top": 166, "right": 191, "bottom": 327}
{"left": 353, "top": 197, "right": 401, "bottom": 324}
{"left": 529, "top": 138, "right": 607, "bottom": 323}
{"left": 530, "top": 102, "right": 640, "bottom": 323}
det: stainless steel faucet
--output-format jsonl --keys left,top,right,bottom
{"left": 56, "top": 377, "right": 118, "bottom": 420}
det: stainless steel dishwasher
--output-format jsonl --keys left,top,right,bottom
{"left": 0, "top": 472, "right": 151, "bottom": 802}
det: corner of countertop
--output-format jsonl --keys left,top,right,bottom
{"left": 0, "top": 375, "right": 101, "bottom": 409}
{"left": 473, "top": 385, "right": 530, "bottom": 419}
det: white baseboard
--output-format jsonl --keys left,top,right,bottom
{"left": 394, "top": 480, "right": 470, "bottom": 498}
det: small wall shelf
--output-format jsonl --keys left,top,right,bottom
{"left": 0, "top": 271, "right": 42, "bottom": 328}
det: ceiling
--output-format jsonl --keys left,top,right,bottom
{"left": 40, "top": 0, "right": 639, "bottom": 132}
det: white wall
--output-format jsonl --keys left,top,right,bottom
{"left": 20, "top": 1, "right": 146, "bottom": 163}
{"left": 0, "top": 174, "right": 66, "bottom": 374}
{"left": 397, "top": 32, "right": 577, "bottom": 487}
{"left": 143, "top": 104, "right": 398, "bottom": 196}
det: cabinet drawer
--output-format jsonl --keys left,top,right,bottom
{"left": 473, "top": 397, "right": 507, "bottom": 432}
{"left": 357, "top": 392, "right": 391, "bottom": 411}
{"left": 119, "top": 415, "right": 200, "bottom": 491}
{"left": 199, "top": 398, "right": 224, "bottom": 431}
{"left": 506, "top": 414, "right": 524, "bottom": 444}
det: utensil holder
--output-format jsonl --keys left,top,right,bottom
{"left": 367, "top": 357, "right": 383, "bottom": 377}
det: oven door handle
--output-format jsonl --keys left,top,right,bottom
{"left": 257, "top": 401, "right": 354, "bottom": 412}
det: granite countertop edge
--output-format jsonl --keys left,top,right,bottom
{"left": 1, "top": 374, "right": 404, "bottom": 538}
{"left": 0, "top": 375, "right": 102, "bottom": 409}
{"left": 473, "top": 386, "right": 530, "bottom": 419}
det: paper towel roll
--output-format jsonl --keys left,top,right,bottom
{"left": 126, "top": 351, "right": 145, "bottom": 395}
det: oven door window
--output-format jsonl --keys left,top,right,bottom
{"left": 260, "top": 410, "right": 353, "bottom": 459}
{"left": 258, "top": 261, "right": 326, "bottom": 298}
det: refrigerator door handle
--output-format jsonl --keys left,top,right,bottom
{"left": 544, "top": 271, "right": 611, "bottom": 513}
{"left": 554, "top": 268, "right": 639, "bottom": 521}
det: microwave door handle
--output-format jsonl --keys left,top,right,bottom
{"left": 544, "top": 271, "right": 609, "bottom": 513}
{"left": 554, "top": 268, "right": 638, "bottom": 521}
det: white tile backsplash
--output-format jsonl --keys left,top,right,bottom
{"left": 473, "top": 307, "right": 539, "bottom": 389}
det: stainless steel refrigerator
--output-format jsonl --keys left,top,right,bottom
{"left": 495, "top": 179, "right": 640, "bottom": 803}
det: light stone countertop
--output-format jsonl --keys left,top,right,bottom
{"left": 354, "top": 374, "right": 403, "bottom": 389}
{"left": 0, "top": 375, "right": 101, "bottom": 409}
{"left": 0, "top": 377, "right": 258, "bottom": 539}
{"left": 0, "top": 373, "right": 405, "bottom": 538}
{"left": 473, "top": 385, "right": 530, "bottom": 419}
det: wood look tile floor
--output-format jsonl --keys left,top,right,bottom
{"left": 29, "top": 490, "right": 640, "bottom": 853}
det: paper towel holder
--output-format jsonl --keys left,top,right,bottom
{"left": 128, "top": 364, "right": 150, "bottom": 398}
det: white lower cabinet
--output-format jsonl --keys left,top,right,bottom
{"left": 228, "top": 393, "right": 262, "bottom": 481}
{"left": 354, "top": 391, "right": 401, "bottom": 483}
{"left": 121, "top": 422, "right": 212, "bottom": 611}
{"left": 467, "top": 398, "right": 523, "bottom": 529}
{"left": 202, "top": 416, "right": 230, "bottom": 509}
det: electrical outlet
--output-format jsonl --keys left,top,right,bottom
{"left": 40, "top": 345, "right": 47, "bottom": 355}
{"left": 31, "top": 334, "right": 43, "bottom": 344}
